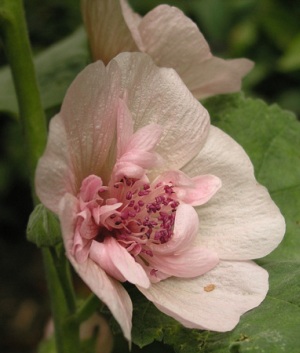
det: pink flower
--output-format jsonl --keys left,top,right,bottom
{"left": 81, "top": 0, "right": 254, "bottom": 99}
{"left": 35, "top": 53, "right": 284, "bottom": 341}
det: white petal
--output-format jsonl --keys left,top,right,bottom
{"left": 181, "top": 126, "right": 285, "bottom": 260}
{"left": 139, "top": 261, "right": 268, "bottom": 331}
{"left": 109, "top": 52, "right": 210, "bottom": 172}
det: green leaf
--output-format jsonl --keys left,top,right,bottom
{"left": 0, "top": 27, "right": 89, "bottom": 117}
{"left": 26, "top": 203, "right": 62, "bottom": 247}
{"left": 204, "top": 92, "right": 300, "bottom": 261}
{"left": 278, "top": 33, "right": 300, "bottom": 72}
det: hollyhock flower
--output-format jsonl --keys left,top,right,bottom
{"left": 81, "top": 0, "right": 254, "bottom": 99}
{"left": 35, "top": 53, "right": 284, "bottom": 341}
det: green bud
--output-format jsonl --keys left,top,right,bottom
{"left": 26, "top": 204, "right": 62, "bottom": 247}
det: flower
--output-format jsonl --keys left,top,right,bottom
{"left": 81, "top": 0, "right": 254, "bottom": 99}
{"left": 35, "top": 53, "right": 285, "bottom": 341}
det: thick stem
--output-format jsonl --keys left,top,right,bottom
{"left": 0, "top": 1, "right": 80, "bottom": 352}
{"left": 0, "top": 0, "right": 47, "bottom": 199}
{"left": 43, "top": 247, "right": 80, "bottom": 352}
{"left": 76, "top": 293, "right": 102, "bottom": 324}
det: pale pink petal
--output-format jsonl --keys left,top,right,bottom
{"left": 59, "top": 193, "right": 132, "bottom": 341}
{"left": 181, "top": 126, "right": 285, "bottom": 260}
{"left": 144, "top": 247, "right": 219, "bottom": 278}
{"left": 35, "top": 115, "right": 76, "bottom": 214}
{"left": 148, "top": 204, "right": 199, "bottom": 255}
{"left": 36, "top": 61, "right": 121, "bottom": 203}
{"left": 184, "top": 57, "right": 254, "bottom": 99}
{"left": 119, "top": 150, "right": 162, "bottom": 170}
{"left": 122, "top": 4, "right": 253, "bottom": 99}
{"left": 75, "top": 258, "right": 133, "bottom": 342}
{"left": 120, "top": 0, "right": 143, "bottom": 48}
{"left": 138, "top": 261, "right": 268, "bottom": 331}
{"left": 60, "top": 61, "right": 121, "bottom": 190}
{"left": 109, "top": 53, "right": 210, "bottom": 172}
{"left": 116, "top": 98, "right": 134, "bottom": 159}
{"left": 90, "top": 237, "right": 150, "bottom": 288}
{"left": 127, "top": 123, "right": 162, "bottom": 153}
{"left": 81, "top": 0, "right": 138, "bottom": 64}
{"left": 177, "top": 175, "right": 222, "bottom": 206}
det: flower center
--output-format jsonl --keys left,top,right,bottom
{"left": 99, "top": 178, "right": 179, "bottom": 257}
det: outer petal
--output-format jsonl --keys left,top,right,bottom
{"left": 81, "top": 0, "right": 138, "bottom": 64}
{"left": 138, "top": 261, "right": 268, "bottom": 332}
{"left": 60, "top": 61, "right": 121, "bottom": 189}
{"left": 109, "top": 53, "right": 210, "bottom": 172}
{"left": 181, "top": 126, "right": 285, "bottom": 260}
{"left": 184, "top": 57, "right": 254, "bottom": 100}
{"left": 122, "top": 4, "right": 253, "bottom": 99}
{"left": 59, "top": 193, "right": 133, "bottom": 341}
{"left": 35, "top": 115, "right": 76, "bottom": 213}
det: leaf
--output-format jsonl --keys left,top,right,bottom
{"left": 204, "top": 92, "right": 300, "bottom": 262}
{"left": 0, "top": 27, "right": 89, "bottom": 117}
{"left": 278, "top": 33, "right": 300, "bottom": 72}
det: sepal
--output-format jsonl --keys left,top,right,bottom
{"left": 26, "top": 204, "right": 62, "bottom": 247}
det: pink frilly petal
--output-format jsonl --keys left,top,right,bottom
{"left": 181, "top": 126, "right": 285, "bottom": 260}
{"left": 144, "top": 246, "right": 219, "bottom": 279}
{"left": 138, "top": 260, "right": 268, "bottom": 331}
{"left": 155, "top": 170, "right": 222, "bottom": 206}
{"left": 148, "top": 204, "right": 199, "bottom": 255}
{"left": 59, "top": 193, "right": 133, "bottom": 341}
{"left": 89, "top": 237, "right": 150, "bottom": 289}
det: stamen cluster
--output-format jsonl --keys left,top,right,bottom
{"left": 102, "top": 178, "right": 179, "bottom": 256}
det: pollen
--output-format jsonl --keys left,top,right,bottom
{"left": 204, "top": 284, "right": 216, "bottom": 292}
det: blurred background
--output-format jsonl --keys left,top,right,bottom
{"left": 0, "top": 0, "right": 299, "bottom": 352}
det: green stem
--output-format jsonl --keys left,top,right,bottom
{"left": 0, "top": 1, "right": 80, "bottom": 352}
{"left": 44, "top": 247, "right": 80, "bottom": 352}
{"left": 0, "top": 0, "right": 47, "bottom": 199}
{"left": 76, "top": 293, "right": 102, "bottom": 324}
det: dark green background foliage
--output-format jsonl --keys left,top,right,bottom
{"left": 0, "top": 1, "right": 299, "bottom": 352}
